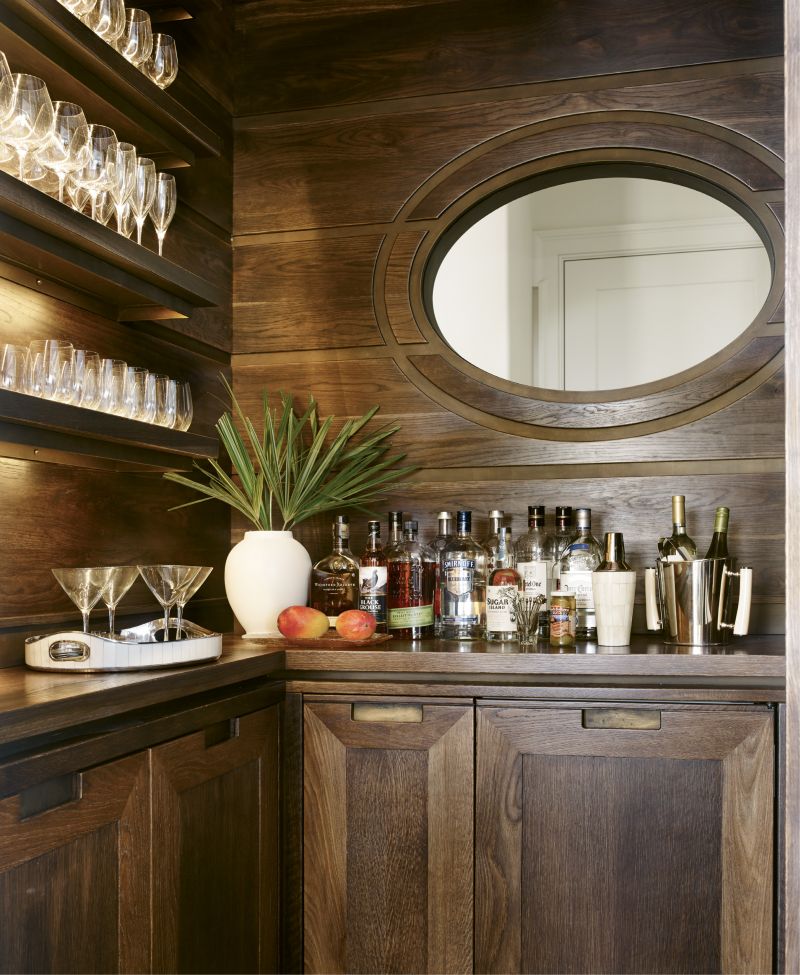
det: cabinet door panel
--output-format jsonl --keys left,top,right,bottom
{"left": 304, "top": 701, "right": 473, "bottom": 975}
{"left": 0, "top": 752, "right": 150, "bottom": 974}
{"left": 476, "top": 706, "right": 773, "bottom": 975}
{"left": 151, "top": 707, "right": 280, "bottom": 975}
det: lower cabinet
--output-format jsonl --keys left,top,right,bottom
{"left": 303, "top": 699, "right": 474, "bottom": 974}
{"left": 0, "top": 703, "right": 280, "bottom": 975}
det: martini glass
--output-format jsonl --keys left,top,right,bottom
{"left": 96, "top": 565, "right": 139, "bottom": 635}
{"left": 173, "top": 565, "right": 212, "bottom": 639}
{"left": 138, "top": 564, "right": 200, "bottom": 641}
{"left": 52, "top": 566, "right": 109, "bottom": 633}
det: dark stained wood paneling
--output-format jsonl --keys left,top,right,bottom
{"left": 385, "top": 232, "right": 427, "bottom": 344}
{"left": 234, "top": 0, "right": 783, "bottom": 115}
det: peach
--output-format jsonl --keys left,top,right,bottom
{"left": 277, "top": 605, "right": 329, "bottom": 639}
{"left": 335, "top": 609, "right": 377, "bottom": 641}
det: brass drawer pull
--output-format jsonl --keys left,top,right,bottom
{"left": 582, "top": 708, "right": 661, "bottom": 730}
{"left": 352, "top": 702, "right": 423, "bottom": 723}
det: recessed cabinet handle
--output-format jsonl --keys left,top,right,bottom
{"left": 20, "top": 773, "right": 82, "bottom": 819}
{"left": 204, "top": 717, "right": 240, "bottom": 748}
{"left": 351, "top": 702, "right": 423, "bottom": 723}
{"left": 582, "top": 708, "right": 661, "bottom": 730}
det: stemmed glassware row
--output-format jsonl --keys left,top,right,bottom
{"left": 0, "top": 339, "right": 193, "bottom": 430}
{"left": 52, "top": 564, "right": 211, "bottom": 640}
{"left": 0, "top": 51, "right": 177, "bottom": 256}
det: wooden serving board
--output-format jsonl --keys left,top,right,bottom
{"left": 279, "top": 633, "right": 393, "bottom": 649}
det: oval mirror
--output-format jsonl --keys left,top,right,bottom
{"left": 428, "top": 176, "right": 772, "bottom": 392}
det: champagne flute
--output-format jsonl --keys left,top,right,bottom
{"left": 142, "top": 33, "right": 178, "bottom": 88}
{"left": 52, "top": 566, "right": 109, "bottom": 633}
{"left": 150, "top": 172, "right": 176, "bottom": 256}
{"left": 35, "top": 101, "right": 90, "bottom": 204}
{"left": 108, "top": 140, "right": 136, "bottom": 234}
{"left": 0, "top": 74, "right": 54, "bottom": 180}
{"left": 96, "top": 565, "right": 139, "bottom": 635}
{"left": 172, "top": 565, "right": 211, "bottom": 639}
{"left": 138, "top": 564, "right": 200, "bottom": 641}
{"left": 130, "top": 156, "right": 155, "bottom": 245}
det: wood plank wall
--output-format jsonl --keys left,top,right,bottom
{"left": 232, "top": 0, "right": 785, "bottom": 632}
{"left": 0, "top": 0, "right": 234, "bottom": 665}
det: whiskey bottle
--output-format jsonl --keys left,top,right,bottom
{"left": 310, "top": 515, "right": 360, "bottom": 627}
{"left": 662, "top": 495, "right": 697, "bottom": 561}
{"left": 481, "top": 509, "right": 505, "bottom": 574}
{"left": 440, "top": 510, "right": 487, "bottom": 640}
{"left": 385, "top": 510, "right": 405, "bottom": 558}
{"left": 429, "top": 510, "right": 454, "bottom": 635}
{"left": 387, "top": 520, "right": 435, "bottom": 639}
{"left": 486, "top": 526, "right": 522, "bottom": 643}
{"left": 705, "top": 506, "right": 730, "bottom": 559}
{"left": 514, "top": 505, "right": 553, "bottom": 635}
{"left": 358, "top": 519, "right": 388, "bottom": 632}
{"left": 558, "top": 507, "right": 602, "bottom": 640}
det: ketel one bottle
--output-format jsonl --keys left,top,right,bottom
{"left": 310, "top": 515, "right": 360, "bottom": 628}
{"left": 486, "top": 526, "right": 522, "bottom": 643}
{"left": 514, "top": 505, "right": 553, "bottom": 636}
{"left": 440, "top": 510, "right": 487, "bottom": 640}
{"left": 558, "top": 507, "right": 602, "bottom": 641}
{"left": 387, "top": 521, "right": 436, "bottom": 639}
{"left": 429, "top": 510, "right": 454, "bottom": 636}
{"left": 358, "top": 519, "right": 388, "bottom": 632}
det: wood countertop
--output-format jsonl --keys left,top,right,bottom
{"left": 0, "top": 634, "right": 785, "bottom": 751}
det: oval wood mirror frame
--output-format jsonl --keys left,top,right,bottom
{"left": 373, "top": 112, "right": 784, "bottom": 440}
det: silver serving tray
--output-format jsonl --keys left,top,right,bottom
{"left": 25, "top": 618, "right": 222, "bottom": 672}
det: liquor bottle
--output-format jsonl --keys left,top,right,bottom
{"left": 481, "top": 509, "right": 505, "bottom": 574}
{"left": 705, "top": 506, "right": 730, "bottom": 559}
{"left": 662, "top": 495, "right": 697, "bottom": 561}
{"left": 549, "top": 505, "right": 574, "bottom": 595}
{"left": 429, "top": 510, "right": 454, "bottom": 635}
{"left": 486, "top": 526, "right": 522, "bottom": 643}
{"left": 385, "top": 510, "right": 405, "bottom": 558}
{"left": 310, "top": 515, "right": 360, "bottom": 627}
{"left": 440, "top": 510, "right": 487, "bottom": 640}
{"left": 558, "top": 507, "right": 602, "bottom": 641}
{"left": 358, "top": 519, "right": 388, "bottom": 632}
{"left": 514, "top": 505, "right": 553, "bottom": 635}
{"left": 387, "top": 520, "right": 436, "bottom": 639}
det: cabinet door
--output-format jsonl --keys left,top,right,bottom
{"left": 476, "top": 704, "right": 773, "bottom": 975}
{"left": 0, "top": 751, "right": 150, "bottom": 974}
{"left": 304, "top": 699, "right": 473, "bottom": 975}
{"left": 151, "top": 706, "right": 280, "bottom": 975}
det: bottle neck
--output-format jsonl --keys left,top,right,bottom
{"left": 365, "top": 532, "right": 381, "bottom": 552}
{"left": 438, "top": 518, "right": 452, "bottom": 537}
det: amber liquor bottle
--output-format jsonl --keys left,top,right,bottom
{"left": 358, "top": 519, "right": 388, "bottom": 632}
{"left": 310, "top": 515, "right": 360, "bottom": 627}
{"left": 387, "top": 520, "right": 436, "bottom": 639}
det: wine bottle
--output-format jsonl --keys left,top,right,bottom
{"left": 705, "top": 506, "right": 730, "bottom": 559}
{"left": 662, "top": 495, "right": 697, "bottom": 561}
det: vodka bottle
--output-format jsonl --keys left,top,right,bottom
{"left": 486, "top": 526, "right": 522, "bottom": 643}
{"left": 440, "top": 510, "right": 486, "bottom": 640}
{"left": 429, "top": 510, "right": 454, "bottom": 635}
{"left": 558, "top": 507, "right": 602, "bottom": 641}
{"left": 358, "top": 519, "right": 388, "bottom": 632}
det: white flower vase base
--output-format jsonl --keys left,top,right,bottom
{"left": 225, "top": 530, "right": 312, "bottom": 638}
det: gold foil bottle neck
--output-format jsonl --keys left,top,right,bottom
{"left": 671, "top": 495, "right": 686, "bottom": 526}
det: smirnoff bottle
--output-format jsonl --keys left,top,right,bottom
{"left": 429, "top": 511, "right": 454, "bottom": 635}
{"left": 558, "top": 507, "right": 602, "bottom": 640}
{"left": 358, "top": 519, "right": 388, "bottom": 632}
{"left": 387, "top": 521, "right": 435, "bottom": 639}
{"left": 440, "top": 510, "right": 487, "bottom": 640}
{"left": 481, "top": 509, "right": 505, "bottom": 574}
{"left": 514, "top": 505, "right": 553, "bottom": 635}
{"left": 310, "top": 515, "right": 360, "bottom": 627}
{"left": 486, "top": 527, "right": 522, "bottom": 642}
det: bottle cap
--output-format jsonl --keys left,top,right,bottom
{"left": 713, "top": 506, "right": 730, "bottom": 532}
{"left": 575, "top": 507, "right": 591, "bottom": 529}
{"left": 457, "top": 510, "right": 471, "bottom": 532}
{"left": 672, "top": 495, "right": 686, "bottom": 524}
{"left": 367, "top": 519, "right": 380, "bottom": 533}
{"left": 388, "top": 511, "right": 403, "bottom": 528}
{"left": 527, "top": 504, "right": 545, "bottom": 519}
{"left": 597, "top": 531, "right": 632, "bottom": 571}
{"left": 489, "top": 509, "right": 504, "bottom": 519}
{"left": 437, "top": 510, "right": 454, "bottom": 520}
{"left": 335, "top": 514, "right": 349, "bottom": 525}
{"left": 555, "top": 506, "right": 572, "bottom": 520}
{"left": 404, "top": 520, "right": 418, "bottom": 532}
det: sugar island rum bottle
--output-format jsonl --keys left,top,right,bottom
{"left": 310, "top": 515, "right": 360, "bottom": 628}
{"left": 441, "top": 510, "right": 487, "bottom": 640}
{"left": 359, "top": 519, "right": 388, "bottom": 633}
{"left": 387, "top": 520, "right": 436, "bottom": 639}
{"left": 486, "top": 526, "right": 522, "bottom": 643}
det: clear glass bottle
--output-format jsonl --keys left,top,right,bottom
{"left": 358, "top": 519, "right": 388, "bottom": 632}
{"left": 514, "top": 505, "right": 553, "bottom": 636}
{"left": 558, "top": 506, "right": 602, "bottom": 641}
{"left": 310, "top": 515, "right": 360, "bottom": 627}
{"left": 429, "top": 510, "right": 454, "bottom": 636}
{"left": 661, "top": 495, "right": 697, "bottom": 561}
{"left": 486, "top": 526, "right": 522, "bottom": 643}
{"left": 705, "top": 506, "right": 730, "bottom": 559}
{"left": 481, "top": 509, "right": 505, "bottom": 574}
{"left": 440, "top": 510, "right": 487, "bottom": 640}
{"left": 387, "top": 520, "right": 436, "bottom": 639}
{"left": 385, "top": 510, "right": 405, "bottom": 559}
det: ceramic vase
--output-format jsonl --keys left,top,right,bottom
{"left": 225, "top": 530, "right": 311, "bottom": 637}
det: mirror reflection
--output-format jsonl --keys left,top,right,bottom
{"left": 430, "top": 177, "right": 772, "bottom": 391}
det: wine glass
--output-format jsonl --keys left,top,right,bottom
{"left": 130, "top": 156, "right": 155, "bottom": 245}
{"left": 95, "top": 565, "right": 139, "bottom": 634}
{"left": 108, "top": 140, "right": 136, "bottom": 233}
{"left": 74, "top": 124, "right": 117, "bottom": 221}
{"left": 150, "top": 172, "right": 176, "bottom": 256}
{"left": 84, "top": 0, "right": 125, "bottom": 43}
{"left": 117, "top": 8, "right": 153, "bottom": 66}
{"left": 138, "top": 564, "right": 201, "bottom": 641}
{"left": 173, "top": 565, "right": 211, "bottom": 639}
{"left": 174, "top": 380, "right": 193, "bottom": 431}
{"left": 57, "top": 0, "right": 97, "bottom": 17}
{"left": 142, "top": 33, "right": 178, "bottom": 88}
{"left": 0, "top": 54, "right": 15, "bottom": 163}
{"left": 52, "top": 566, "right": 110, "bottom": 633}
{"left": 35, "top": 101, "right": 90, "bottom": 204}
{"left": 0, "top": 74, "right": 55, "bottom": 180}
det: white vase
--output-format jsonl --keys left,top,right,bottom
{"left": 225, "top": 530, "right": 312, "bottom": 638}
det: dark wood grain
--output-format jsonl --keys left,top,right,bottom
{"left": 280, "top": 692, "right": 304, "bottom": 974}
